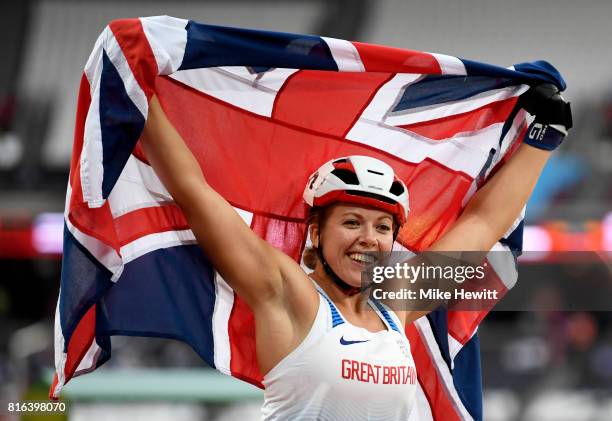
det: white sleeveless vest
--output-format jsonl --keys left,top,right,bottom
{"left": 261, "top": 286, "right": 417, "bottom": 420}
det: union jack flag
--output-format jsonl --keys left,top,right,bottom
{"left": 50, "top": 15, "right": 566, "bottom": 420}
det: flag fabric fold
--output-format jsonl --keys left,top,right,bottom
{"left": 51, "top": 15, "right": 565, "bottom": 421}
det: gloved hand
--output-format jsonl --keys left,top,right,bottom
{"left": 518, "top": 83, "right": 573, "bottom": 151}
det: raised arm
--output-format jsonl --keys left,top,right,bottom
{"left": 429, "top": 144, "right": 549, "bottom": 252}
{"left": 396, "top": 85, "right": 572, "bottom": 326}
{"left": 429, "top": 84, "right": 572, "bottom": 253}
{"left": 140, "top": 95, "right": 316, "bottom": 312}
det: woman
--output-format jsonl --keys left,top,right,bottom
{"left": 141, "top": 84, "right": 571, "bottom": 420}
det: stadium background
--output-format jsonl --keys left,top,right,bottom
{"left": 0, "top": 0, "right": 610, "bottom": 420}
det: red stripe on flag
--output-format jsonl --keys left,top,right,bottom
{"left": 447, "top": 257, "right": 509, "bottom": 345}
{"left": 109, "top": 19, "right": 158, "bottom": 100}
{"left": 352, "top": 42, "right": 441, "bottom": 74}
{"left": 114, "top": 204, "right": 189, "bottom": 247}
{"left": 49, "top": 374, "right": 59, "bottom": 399}
{"left": 70, "top": 74, "right": 92, "bottom": 183}
{"left": 272, "top": 70, "right": 393, "bottom": 138}
{"left": 250, "top": 214, "right": 307, "bottom": 262}
{"left": 132, "top": 141, "right": 149, "bottom": 164}
{"left": 400, "top": 97, "right": 519, "bottom": 140}
{"left": 406, "top": 323, "right": 462, "bottom": 421}
{"left": 64, "top": 304, "right": 97, "bottom": 383}
{"left": 155, "top": 76, "right": 473, "bottom": 252}
{"left": 68, "top": 181, "right": 119, "bottom": 252}
{"left": 447, "top": 311, "right": 487, "bottom": 346}
{"left": 228, "top": 293, "right": 263, "bottom": 387}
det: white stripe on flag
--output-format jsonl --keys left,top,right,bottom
{"left": 345, "top": 73, "right": 515, "bottom": 177}
{"left": 429, "top": 53, "right": 467, "bottom": 76}
{"left": 212, "top": 273, "right": 234, "bottom": 375}
{"left": 499, "top": 109, "right": 528, "bottom": 157}
{"left": 384, "top": 86, "right": 528, "bottom": 127}
{"left": 483, "top": 108, "right": 527, "bottom": 183}
{"left": 348, "top": 120, "right": 506, "bottom": 178}
{"left": 170, "top": 67, "right": 299, "bottom": 117}
{"left": 84, "top": 27, "right": 106, "bottom": 84}
{"left": 351, "top": 73, "right": 423, "bottom": 123}
{"left": 52, "top": 297, "right": 66, "bottom": 398}
{"left": 448, "top": 331, "right": 467, "bottom": 362}
{"left": 235, "top": 208, "right": 254, "bottom": 227}
{"left": 64, "top": 185, "right": 124, "bottom": 281}
{"left": 415, "top": 317, "right": 474, "bottom": 421}
{"left": 80, "top": 68, "right": 105, "bottom": 208}
{"left": 108, "top": 155, "right": 172, "bottom": 218}
{"left": 140, "top": 16, "right": 189, "bottom": 75}
{"left": 73, "top": 340, "right": 102, "bottom": 377}
{"left": 119, "top": 229, "right": 197, "bottom": 265}
{"left": 321, "top": 37, "right": 365, "bottom": 72}
{"left": 487, "top": 243, "right": 519, "bottom": 290}
{"left": 392, "top": 241, "right": 414, "bottom": 253}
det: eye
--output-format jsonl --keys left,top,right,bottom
{"left": 377, "top": 223, "right": 392, "bottom": 233}
{"left": 343, "top": 219, "right": 360, "bottom": 227}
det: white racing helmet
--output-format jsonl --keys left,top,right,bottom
{"left": 303, "top": 156, "right": 409, "bottom": 226}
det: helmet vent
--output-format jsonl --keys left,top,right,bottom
{"left": 390, "top": 181, "right": 405, "bottom": 196}
{"left": 346, "top": 190, "right": 397, "bottom": 205}
{"left": 367, "top": 169, "right": 384, "bottom": 176}
{"left": 331, "top": 168, "right": 359, "bottom": 185}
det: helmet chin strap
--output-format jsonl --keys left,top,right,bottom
{"left": 313, "top": 220, "right": 400, "bottom": 296}
{"left": 315, "top": 237, "right": 368, "bottom": 296}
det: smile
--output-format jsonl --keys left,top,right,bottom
{"left": 348, "top": 252, "right": 377, "bottom": 264}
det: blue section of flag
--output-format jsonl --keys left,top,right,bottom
{"left": 452, "top": 333, "right": 484, "bottom": 421}
{"left": 59, "top": 225, "right": 114, "bottom": 352}
{"left": 462, "top": 59, "right": 566, "bottom": 90}
{"left": 391, "top": 75, "right": 515, "bottom": 113}
{"left": 500, "top": 219, "right": 524, "bottom": 255}
{"left": 427, "top": 310, "right": 452, "bottom": 370}
{"left": 513, "top": 61, "right": 566, "bottom": 90}
{"left": 95, "top": 245, "right": 217, "bottom": 367}
{"left": 99, "top": 50, "right": 145, "bottom": 199}
{"left": 180, "top": 21, "right": 338, "bottom": 71}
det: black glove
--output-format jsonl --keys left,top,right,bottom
{"left": 518, "top": 83, "right": 573, "bottom": 151}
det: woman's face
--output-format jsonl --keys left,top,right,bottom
{"left": 313, "top": 203, "right": 395, "bottom": 287}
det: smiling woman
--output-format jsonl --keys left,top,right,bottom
{"left": 301, "top": 205, "right": 394, "bottom": 273}
{"left": 141, "top": 81, "right": 570, "bottom": 419}
{"left": 302, "top": 155, "right": 408, "bottom": 296}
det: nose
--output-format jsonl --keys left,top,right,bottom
{"left": 358, "top": 224, "right": 378, "bottom": 248}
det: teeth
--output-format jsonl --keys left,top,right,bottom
{"left": 349, "top": 253, "right": 376, "bottom": 263}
